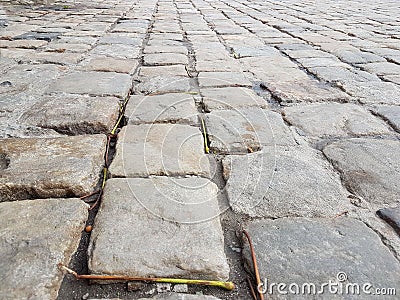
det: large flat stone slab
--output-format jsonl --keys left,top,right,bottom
{"left": 283, "top": 103, "right": 391, "bottom": 138}
{"left": 125, "top": 93, "right": 198, "bottom": 125}
{"left": 109, "top": 124, "right": 210, "bottom": 178}
{"left": 371, "top": 105, "right": 400, "bottom": 132}
{"left": 88, "top": 178, "right": 229, "bottom": 280}
{"left": 205, "top": 108, "right": 296, "bottom": 154}
{"left": 20, "top": 95, "right": 120, "bottom": 134}
{"left": 0, "top": 135, "right": 106, "bottom": 201}
{"left": 222, "top": 146, "right": 351, "bottom": 217}
{"left": 47, "top": 71, "right": 132, "bottom": 98}
{"left": 198, "top": 72, "right": 252, "bottom": 88}
{"left": 243, "top": 218, "right": 400, "bottom": 299}
{"left": 0, "top": 198, "right": 88, "bottom": 300}
{"left": 201, "top": 87, "right": 268, "bottom": 111}
{"left": 323, "top": 138, "right": 400, "bottom": 208}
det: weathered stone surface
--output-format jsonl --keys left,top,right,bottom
{"left": 0, "top": 135, "right": 106, "bottom": 201}
{"left": 139, "top": 65, "right": 188, "bottom": 77}
{"left": 85, "top": 57, "right": 138, "bottom": 74}
{"left": 20, "top": 95, "right": 120, "bottom": 134}
{"left": 133, "top": 76, "right": 192, "bottom": 94}
{"left": 371, "top": 105, "right": 400, "bottom": 132}
{"left": 109, "top": 124, "right": 210, "bottom": 178}
{"left": 138, "top": 294, "right": 221, "bottom": 300}
{"left": 90, "top": 44, "right": 141, "bottom": 59}
{"left": 243, "top": 218, "right": 400, "bottom": 299}
{"left": 205, "top": 108, "right": 296, "bottom": 154}
{"left": 47, "top": 71, "right": 132, "bottom": 98}
{"left": 361, "top": 62, "right": 400, "bottom": 76}
{"left": 88, "top": 178, "right": 229, "bottom": 280}
{"left": 195, "top": 60, "right": 243, "bottom": 72}
{"left": 198, "top": 72, "right": 252, "bottom": 88}
{"left": 0, "top": 198, "right": 88, "bottom": 300}
{"left": 125, "top": 93, "right": 198, "bottom": 125}
{"left": 343, "top": 81, "right": 400, "bottom": 105}
{"left": 201, "top": 87, "right": 268, "bottom": 111}
{"left": 378, "top": 206, "right": 400, "bottom": 235}
{"left": 283, "top": 103, "right": 391, "bottom": 138}
{"left": 222, "top": 146, "right": 351, "bottom": 217}
{"left": 143, "top": 53, "right": 188, "bottom": 66}
{"left": 323, "top": 138, "right": 400, "bottom": 207}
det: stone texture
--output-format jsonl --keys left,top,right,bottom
{"left": 109, "top": 124, "right": 210, "bottom": 178}
{"left": 133, "top": 75, "right": 193, "bottom": 94}
{"left": 243, "top": 218, "right": 400, "bottom": 299}
{"left": 139, "top": 65, "right": 188, "bottom": 77}
{"left": 323, "top": 138, "right": 400, "bottom": 207}
{"left": 48, "top": 71, "right": 132, "bottom": 98}
{"left": 0, "top": 135, "right": 106, "bottom": 201}
{"left": 85, "top": 57, "right": 138, "bottom": 74}
{"left": 143, "top": 53, "right": 188, "bottom": 66}
{"left": 198, "top": 72, "right": 252, "bottom": 88}
{"left": 222, "top": 146, "right": 351, "bottom": 218}
{"left": 283, "top": 103, "right": 391, "bottom": 138}
{"left": 343, "top": 81, "right": 400, "bottom": 105}
{"left": 20, "top": 95, "right": 120, "bottom": 134}
{"left": 205, "top": 108, "right": 296, "bottom": 154}
{"left": 201, "top": 87, "right": 268, "bottom": 111}
{"left": 371, "top": 105, "right": 400, "bottom": 132}
{"left": 0, "top": 198, "right": 88, "bottom": 300}
{"left": 125, "top": 93, "right": 198, "bottom": 125}
{"left": 378, "top": 206, "right": 400, "bottom": 234}
{"left": 88, "top": 178, "right": 229, "bottom": 280}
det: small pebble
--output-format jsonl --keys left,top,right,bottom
{"left": 156, "top": 283, "right": 171, "bottom": 293}
{"left": 173, "top": 284, "right": 188, "bottom": 293}
{"left": 85, "top": 225, "right": 93, "bottom": 233}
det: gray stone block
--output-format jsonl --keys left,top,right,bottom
{"left": 109, "top": 124, "right": 210, "bottom": 178}
{"left": 222, "top": 146, "right": 351, "bottom": 217}
{"left": 0, "top": 198, "right": 88, "bottom": 300}
{"left": 88, "top": 178, "right": 229, "bottom": 280}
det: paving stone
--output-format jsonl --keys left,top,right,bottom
{"left": 144, "top": 45, "right": 188, "bottom": 55}
{"left": 243, "top": 218, "right": 400, "bottom": 298}
{"left": 0, "top": 39, "right": 47, "bottom": 49}
{"left": 205, "top": 108, "right": 296, "bottom": 154}
{"left": 371, "top": 105, "right": 400, "bottom": 132}
{"left": 90, "top": 44, "right": 141, "bottom": 59}
{"left": 201, "top": 87, "right": 268, "bottom": 111}
{"left": 0, "top": 135, "right": 106, "bottom": 201}
{"left": 133, "top": 76, "right": 192, "bottom": 94}
{"left": 222, "top": 145, "right": 351, "bottom": 217}
{"left": 138, "top": 294, "right": 221, "bottom": 300}
{"left": 85, "top": 57, "right": 138, "bottom": 74}
{"left": 198, "top": 72, "right": 252, "bottom": 88}
{"left": 98, "top": 35, "right": 142, "bottom": 46}
{"left": 0, "top": 198, "right": 88, "bottom": 300}
{"left": 143, "top": 53, "right": 188, "bottom": 66}
{"left": 383, "top": 75, "right": 400, "bottom": 85}
{"left": 283, "top": 103, "right": 391, "bottom": 138}
{"left": 323, "top": 138, "right": 400, "bottom": 207}
{"left": 332, "top": 49, "right": 386, "bottom": 64}
{"left": 139, "top": 65, "right": 188, "bottom": 77}
{"left": 361, "top": 62, "right": 400, "bottom": 76}
{"left": 125, "top": 93, "right": 198, "bottom": 125}
{"left": 88, "top": 178, "right": 229, "bottom": 280}
{"left": 109, "top": 124, "right": 210, "bottom": 178}
{"left": 195, "top": 60, "right": 243, "bottom": 72}
{"left": 378, "top": 206, "right": 400, "bottom": 234}
{"left": 19, "top": 95, "right": 120, "bottom": 134}
{"left": 47, "top": 71, "right": 132, "bottom": 98}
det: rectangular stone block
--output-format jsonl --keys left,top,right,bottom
{"left": 88, "top": 178, "right": 229, "bottom": 280}
{"left": 198, "top": 72, "right": 252, "bottom": 88}
{"left": 0, "top": 198, "right": 88, "bottom": 300}
{"left": 125, "top": 93, "right": 198, "bottom": 125}
{"left": 47, "top": 71, "right": 132, "bottom": 98}
{"left": 205, "top": 108, "right": 296, "bottom": 154}
{"left": 109, "top": 124, "right": 210, "bottom": 178}
{"left": 0, "top": 135, "right": 106, "bottom": 201}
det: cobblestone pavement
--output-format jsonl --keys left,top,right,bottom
{"left": 0, "top": 0, "right": 399, "bottom": 299}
